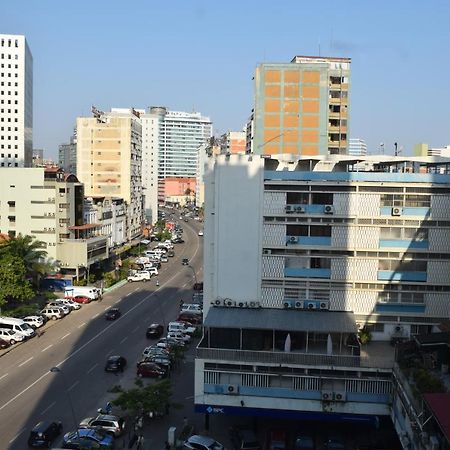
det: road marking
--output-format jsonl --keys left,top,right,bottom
{"left": 41, "top": 401, "right": 56, "bottom": 415}
{"left": 131, "top": 326, "right": 139, "bottom": 334}
{"left": 0, "top": 373, "right": 8, "bottom": 381}
{"left": 87, "top": 363, "right": 98, "bottom": 374}
{"left": 8, "top": 427, "right": 25, "bottom": 444}
{"left": 68, "top": 380, "right": 79, "bottom": 391}
{"left": 133, "top": 287, "right": 139, "bottom": 292}
{"left": 18, "top": 356, "right": 33, "bottom": 367}
{"left": 77, "top": 322, "right": 86, "bottom": 328}
{"left": 41, "top": 344, "right": 53, "bottom": 352}
{"left": 119, "top": 337, "right": 127, "bottom": 344}
{"left": 104, "top": 306, "right": 110, "bottom": 311}
{"left": 92, "top": 313, "right": 99, "bottom": 319}
{"left": 61, "top": 332, "right": 70, "bottom": 340}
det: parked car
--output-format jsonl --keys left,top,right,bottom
{"left": 193, "top": 282, "right": 204, "bottom": 291}
{"left": 142, "top": 345, "right": 171, "bottom": 359}
{"left": 0, "top": 328, "right": 25, "bottom": 345}
{"left": 141, "top": 267, "right": 158, "bottom": 276}
{"left": 167, "top": 250, "right": 175, "bottom": 257}
{"left": 160, "top": 256, "right": 169, "bottom": 263}
{"left": 127, "top": 272, "right": 150, "bottom": 282}
{"left": 198, "top": 230, "right": 204, "bottom": 236}
{"left": 105, "top": 308, "right": 121, "bottom": 321}
{"left": 177, "top": 312, "right": 203, "bottom": 326}
{"left": 181, "top": 303, "right": 202, "bottom": 314}
{"left": 28, "top": 420, "right": 62, "bottom": 448}
{"left": 72, "top": 295, "right": 92, "bottom": 304}
{"left": 182, "top": 258, "right": 189, "bottom": 265}
{"left": 79, "top": 414, "right": 126, "bottom": 437}
{"left": 104, "top": 355, "right": 127, "bottom": 372}
{"left": 183, "top": 435, "right": 226, "bottom": 450}
{"left": 168, "top": 321, "right": 196, "bottom": 335}
{"left": 22, "top": 315, "right": 45, "bottom": 329}
{"left": 46, "top": 302, "right": 71, "bottom": 315}
{"left": 157, "top": 337, "right": 185, "bottom": 350}
{"left": 55, "top": 298, "right": 81, "bottom": 310}
{"left": 146, "top": 323, "right": 164, "bottom": 339}
{"left": 40, "top": 307, "right": 65, "bottom": 320}
{"left": 230, "top": 427, "right": 262, "bottom": 450}
{"left": 0, "top": 337, "right": 10, "bottom": 349}
{"left": 294, "top": 433, "right": 315, "bottom": 450}
{"left": 137, "top": 361, "right": 168, "bottom": 378}
{"left": 167, "top": 331, "right": 191, "bottom": 344}
{"left": 144, "top": 354, "right": 172, "bottom": 370}
{"left": 62, "top": 428, "right": 114, "bottom": 449}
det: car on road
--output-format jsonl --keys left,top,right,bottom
{"left": 193, "top": 282, "right": 204, "bottom": 291}
{"left": 167, "top": 250, "right": 175, "bottom": 257}
{"left": 181, "top": 303, "right": 202, "bottom": 314}
{"left": 127, "top": 272, "right": 150, "bottom": 282}
{"left": 229, "top": 427, "right": 262, "bottom": 450}
{"left": 137, "top": 361, "right": 168, "bottom": 378}
{"left": 71, "top": 295, "right": 92, "bottom": 304}
{"left": 146, "top": 323, "right": 164, "bottom": 339}
{"left": 143, "top": 354, "right": 172, "bottom": 370}
{"left": 62, "top": 428, "right": 114, "bottom": 449}
{"left": 104, "top": 355, "right": 127, "bottom": 372}
{"left": 142, "top": 267, "right": 158, "bottom": 276}
{"left": 28, "top": 420, "right": 62, "bottom": 448}
{"left": 0, "top": 328, "right": 25, "bottom": 345}
{"left": 46, "top": 302, "right": 71, "bottom": 315}
{"left": 79, "top": 414, "right": 126, "bottom": 437}
{"left": 0, "top": 337, "right": 10, "bottom": 349}
{"left": 160, "top": 255, "right": 169, "bottom": 263}
{"left": 40, "top": 306, "right": 65, "bottom": 320}
{"left": 157, "top": 337, "right": 185, "bottom": 350}
{"left": 182, "top": 258, "right": 189, "bottom": 265}
{"left": 22, "top": 315, "right": 45, "bottom": 329}
{"left": 198, "top": 230, "right": 204, "bottom": 236}
{"left": 55, "top": 298, "right": 81, "bottom": 310}
{"left": 183, "top": 434, "right": 226, "bottom": 450}
{"left": 142, "top": 345, "right": 171, "bottom": 359}
{"left": 104, "top": 308, "right": 121, "bottom": 320}
{"left": 167, "top": 331, "right": 191, "bottom": 344}
{"left": 168, "top": 321, "right": 196, "bottom": 335}
{"left": 177, "top": 312, "right": 203, "bottom": 326}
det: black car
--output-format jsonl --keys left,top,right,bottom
{"left": 105, "top": 355, "right": 127, "bottom": 372}
{"left": 167, "top": 250, "right": 175, "bottom": 257}
{"left": 105, "top": 308, "right": 121, "bottom": 320}
{"left": 182, "top": 258, "right": 189, "bottom": 265}
{"left": 146, "top": 323, "right": 164, "bottom": 339}
{"left": 28, "top": 421, "right": 62, "bottom": 447}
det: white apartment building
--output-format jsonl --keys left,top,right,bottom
{"left": 141, "top": 106, "right": 212, "bottom": 211}
{"left": 0, "top": 34, "right": 33, "bottom": 167}
{"left": 195, "top": 153, "right": 450, "bottom": 427}
{"left": 348, "top": 138, "right": 367, "bottom": 156}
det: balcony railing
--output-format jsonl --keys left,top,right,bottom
{"left": 196, "top": 346, "right": 394, "bottom": 369}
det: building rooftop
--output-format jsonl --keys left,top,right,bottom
{"left": 423, "top": 393, "right": 450, "bottom": 444}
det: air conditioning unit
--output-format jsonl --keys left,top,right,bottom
{"left": 294, "top": 301, "right": 304, "bottom": 309}
{"left": 295, "top": 206, "right": 306, "bottom": 213}
{"left": 319, "top": 301, "right": 330, "bottom": 310}
{"left": 306, "top": 301, "right": 318, "bottom": 310}
{"left": 289, "top": 236, "right": 298, "bottom": 244}
{"left": 394, "top": 325, "right": 404, "bottom": 335}
{"left": 321, "top": 391, "right": 333, "bottom": 401}
{"left": 226, "top": 384, "right": 239, "bottom": 395}
{"left": 391, "top": 207, "right": 402, "bottom": 216}
{"left": 263, "top": 249, "right": 272, "bottom": 255}
{"left": 333, "top": 391, "right": 347, "bottom": 402}
{"left": 237, "top": 301, "right": 248, "bottom": 308}
{"left": 213, "top": 299, "right": 223, "bottom": 307}
{"left": 285, "top": 205, "right": 294, "bottom": 213}
{"left": 224, "top": 299, "right": 236, "bottom": 307}
{"left": 249, "top": 301, "right": 261, "bottom": 308}
{"left": 283, "top": 300, "right": 294, "bottom": 309}
{"left": 324, "top": 205, "right": 334, "bottom": 214}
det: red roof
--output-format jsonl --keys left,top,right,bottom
{"left": 68, "top": 223, "right": 100, "bottom": 231}
{"left": 423, "top": 393, "right": 450, "bottom": 443}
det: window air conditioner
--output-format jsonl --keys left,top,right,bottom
{"left": 289, "top": 236, "right": 298, "bottom": 244}
{"left": 224, "top": 299, "right": 236, "bottom": 307}
{"left": 391, "top": 207, "right": 402, "bottom": 216}
{"left": 285, "top": 205, "right": 294, "bottom": 213}
{"left": 321, "top": 391, "right": 333, "bottom": 401}
{"left": 237, "top": 301, "right": 248, "bottom": 308}
{"left": 226, "top": 384, "right": 239, "bottom": 395}
{"left": 283, "top": 300, "right": 294, "bottom": 309}
{"left": 319, "top": 301, "right": 330, "bottom": 310}
{"left": 324, "top": 205, "right": 334, "bottom": 214}
{"left": 294, "top": 301, "right": 304, "bottom": 309}
{"left": 306, "top": 301, "right": 318, "bottom": 310}
{"left": 333, "top": 391, "right": 347, "bottom": 402}
{"left": 295, "top": 206, "right": 306, "bottom": 213}
{"left": 213, "top": 299, "right": 223, "bottom": 307}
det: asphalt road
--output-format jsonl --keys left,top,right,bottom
{"left": 0, "top": 214, "right": 203, "bottom": 450}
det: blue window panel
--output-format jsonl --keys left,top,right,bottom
{"left": 380, "top": 207, "right": 430, "bottom": 217}
{"left": 285, "top": 268, "right": 331, "bottom": 279}
{"left": 376, "top": 303, "right": 425, "bottom": 313}
{"left": 377, "top": 271, "right": 427, "bottom": 282}
{"left": 379, "top": 240, "right": 428, "bottom": 249}
{"left": 286, "top": 236, "right": 331, "bottom": 246}
{"left": 265, "top": 170, "right": 450, "bottom": 184}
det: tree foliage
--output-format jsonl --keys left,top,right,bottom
{"left": 0, "top": 254, "right": 34, "bottom": 306}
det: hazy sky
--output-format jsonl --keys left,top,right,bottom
{"left": 1, "top": 0, "right": 449, "bottom": 158}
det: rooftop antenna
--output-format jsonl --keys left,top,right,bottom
{"left": 394, "top": 142, "right": 398, "bottom": 156}
{"left": 380, "top": 143, "right": 385, "bottom": 154}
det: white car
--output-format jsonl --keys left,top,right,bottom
{"left": 181, "top": 304, "right": 202, "bottom": 314}
{"left": 160, "top": 256, "right": 168, "bottom": 263}
{"left": 142, "top": 267, "right": 158, "bottom": 276}
{"left": 56, "top": 298, "right": 81, "bottom": 310}
{"left": 198, "top": 231, "right": 204, "bottom": 236}
{"left": 127, "top": 272, "right": 151, "bottom": 282}
{"left": 0, "top": 328, "right": 25, "bottom": 345}
{"left": 22, "top": 315, "right": 45, "bottom": 328}
{"left": 47, "top": 302, "right": 71, "bottom": 315}
{"left": 167, "top": 331, "right": 191, "bottom": 343}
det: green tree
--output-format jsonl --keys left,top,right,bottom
{"left": 112, "top": 379, "right": 173, "bottom": 417}
{"left": 0, "top": 254, "right": 34, "bottom": 306}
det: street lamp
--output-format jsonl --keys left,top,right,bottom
{"left": 50, "top": 367, "right": 78, "bottom": 437}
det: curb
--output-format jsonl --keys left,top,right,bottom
{"left": 104, "top": 278, "right": 128, "bottom": 293}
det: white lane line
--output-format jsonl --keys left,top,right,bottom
{"left": 61, "top": 332, "right": 70, "bottom": 340}
{"left": 41, "top": 344, "right": 53, "bottom": 352}
{"left": 8, "top": 427, "right": 25, "bottom": 444}
{"left": 77, "top": 322, "right": 86, "bottom": 329}
{"left": 87, "top": 363, "right": 98, "bottom": 374}
{"left": 92, "top": 313, "right": 99, "bottom": 319}
{"left": 104, "top": 306, "right": 110, "bottom": 311}
{"left": 41, "top": 401, "right": 56, "bottom": 415}
{"left": 18, "top": 356, "right": 33, "bottom": 367}
{"left": 131, "top": 326, "right": 139, "bottom": 334}
{"left": 119, "top": 337, "right": 127, "bottom": 344}
{"left": 133, "top": 287, "right": 139, "bottom": 292}
{"left": 68, "top": 380, "right": 79, "bottom": 391}
{"left": 0, "top": 373, "right": 8, "bottom": 381}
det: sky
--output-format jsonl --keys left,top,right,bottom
{"left": 1, "top": 0, "right": 450, "bottom": 159}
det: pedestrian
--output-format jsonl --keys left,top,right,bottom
{"left": 136, "top": 434, "right": 144, "bottom": 450}
{"left": 36, "top": 328, "right": 43, "bottom": 338}
{"left": 156, "top": 278, "right": 160, "bottom": 287}
{"left": 105, "top": 401, "right": 112, "bottom": 415}
{"left": 179, "top": 298, "right": 183, "bottom": 308}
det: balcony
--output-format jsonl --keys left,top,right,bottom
{"left": 286, "top": 235, "right": 331, "bottom": 246}
{"left": 379, "top": 239, "right": 428, "bottom": 249}
{"left": 377, "top": 271, "right": 427, "bottom": 282}
{"left": 285, "top": 267, "right": 331, "bottom": 278}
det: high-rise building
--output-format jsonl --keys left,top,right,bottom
{"left": 58, "top": 128, "right": 77, "bottom": 174}
{"left": 0, "top": 34, "right": 33, "bottom": 167}
{"left": 195, "top": 153, "right": 450, "bottom": 423}
{"left": 76, "top": 107, "right": 143, "bottom": 240}
{"left": 252, "top": 55, "right": 350, "bottom": 156}
{"left": 348, "top": 138, "right": 367, "bottom": 156}
{"left": 220, "top": 131, "right": 246, "bottom": 155}
{"left": 141, "top": 106, "right": 212, "bottom": 215}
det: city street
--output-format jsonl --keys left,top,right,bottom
{"left": 0, "top": 216, "right": 203, "bottom": 450}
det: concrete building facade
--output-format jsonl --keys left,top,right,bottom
{"left": 0, "top": 34, "right": 33, "bottom": 167}
{"left": 220, "top": 131, "right": 246, "bottom": 155}
{"left": 58, "top": 129, "right": 77, "bottom": 174}
{"left": 253, "top": 56, "right": 350, "bottom": 156}
{"left": 195, "top": 153, "right": 450, "bottom": 425}
{"left": 348, "top": 138, "right": 367, "bottom": 157}
{"left": 76, "top": 108, "right": 143, "bottom": 240}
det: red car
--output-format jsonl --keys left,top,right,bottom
{"left": 71, "top": 295, "right": 91, "bottom": 304}
{"left": 0, "top": 338, "right": 10, "bottom": 349}
{"left": 136, "top": 361, "right": 167, "bottom": 378}
{"left": 177, "top": 312, "right": 202, "bottom": 326}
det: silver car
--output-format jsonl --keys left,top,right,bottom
{"left": 78, "top": 414, "right": 126, "bottom": 437}
{"left": 183, "top": 435, "right": 226, "bottom": 450}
